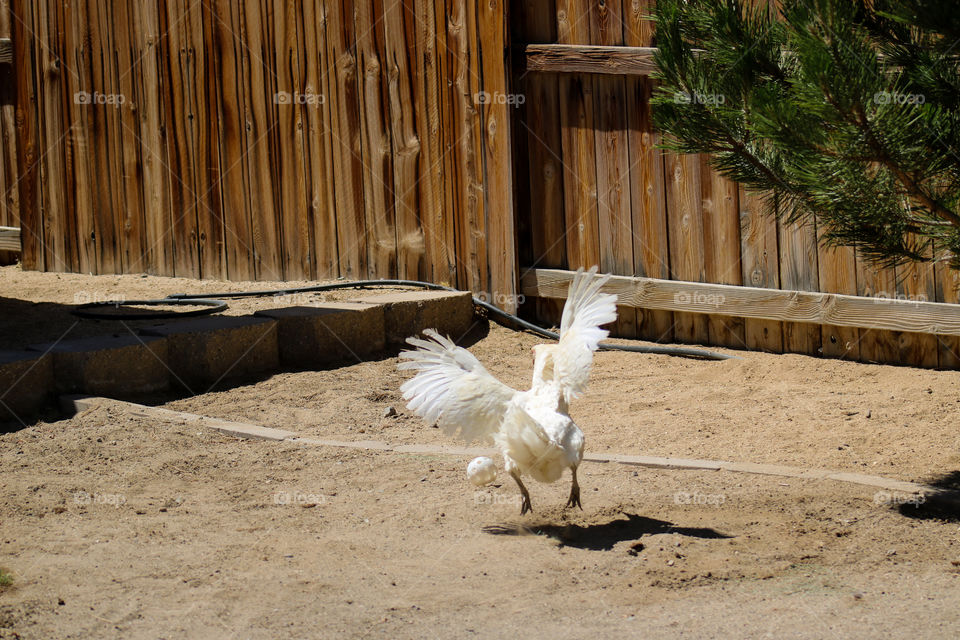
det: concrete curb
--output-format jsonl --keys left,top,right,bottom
{"left": 63, "top": 395, "right": 960, "bottom": 509}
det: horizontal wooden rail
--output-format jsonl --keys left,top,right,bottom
{"left": 0, "top": 226, "right": 21, "bottom": 252}
{"left": 522, "top": 268, "right": 960, "bottom": 337}
{"left": 523, "top": 44, "right": 659, "bottom": 75}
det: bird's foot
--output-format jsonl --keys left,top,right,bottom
{"left": 520, "top": 493, "right": 532, "bottom": 515}
{"left": 565, "top": 484, "right": 582, "bottom": 510}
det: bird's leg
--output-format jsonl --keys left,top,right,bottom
{"left": 565, "top": 466, "right": 582, "bottom": 510}
{"left": 510, "top": 470, "right": 532, "bottom": 515}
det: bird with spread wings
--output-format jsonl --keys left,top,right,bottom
{"left": 397, "top": 267, "right": 618, "bottom": 514}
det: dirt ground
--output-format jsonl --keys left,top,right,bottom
{"left": 2, "top": 265, "right": 960, "bottom": 638}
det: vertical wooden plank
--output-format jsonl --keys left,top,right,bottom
{"left": 739, "top": 187, "right": 782, "bottom": 352}
{"left": 10, "top": 0, "right": 41, "bottom": 270}
{"left": 355, "top": 0, "right": 397, "bottom": 280}
{"left": 61, "top": 0, "right": 96, "bottom": 273}
{"left": 778, "top": 218, "right": 821, "bottom": 355}
{"left": 517, "top": 0, "right": 563, "bottom": 321}
{"left": 324, "top": 0, "right": 366, "bottom": 280}
{"left": 590, "top": 0, "right": 635, "bottom": 338}
{"left": 625, "top": 0, "right": 673, "bottom": 342}
{"left": 441, "top": 0, "right": 487, "bottom": 294}
{"left": 700, "top": 161, "right": 745, "bottom": 348}
{"left": 478, "top": 0, "right": 518, "bottom": 313}
{"left": 855, "top": 257, "right": 900, "bottom": 364}
{"left": 0, "top": 0, "right": 20, "bottom": 265}
{"left": 934, "top": 261, "right": 960, "bottom": 369}
{"left": 192, "top": 1, "right": 225, "bottom": 279}
{"left": 208, "top": 0, "right": 255, "bottom": 280}
{"left": 383, "top": 0, "right": 426, "bottom": 281}
{"left": 895, "top": 240, "right": 938, "bottom": 368}
{"left": 272, "top": 0, "right": 313, "bottom": 280}
{"left": 93, "top": 0, "right": 124, "bottom": 273}
{"left": 93, "top": 0, "right": 129, "bottom": 274}
{"left": 816, "top": 226, "right": 860, "bottom": 360}
{"left": 664, "top": 152, "right": 708, "bottom": 344}
{"left": 113, "top": 1, "right": 150, "bottom": 275}
{"left": 36, "top": 0, "right": 72, "bottom": 272}
{"left": 136, "top": 0, "right": 174, "bottom": 276}
{"left": 413, "top": 0, "right": 455, "bottom": 286}
{"left": 160, "top": 0, "right": 200, "bottom": 277}
{"left": 556, "top": 0, "right": 600, "bottom": 275}
{"left": 52, "top": 0, "right": 79, "bottom": 273}
{"left": 302, "top": 0, "right": 338, "bottom": 280}
{"left": 435, "top": 0, "right": 462, "bottom": 288}
{"left": 241, "top": 1, "right": 284, "bottom": 280}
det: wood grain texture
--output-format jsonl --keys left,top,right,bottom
{"left": 524, "top": 44, "right": 658, "bottom": 75}
{"left": 383, "top": 0, "right": 425, "bottom": 282}
{"left": 778, "top": 217, "right": 822, "bottom": 356}
{"left": 273, "top": 0, "right": 312, "bottom": 281}
{"left": 0, "top": 1, "right": 17, "bottom": 267}
{"left": 522, "top": 268, "right": 960, "bottom": 336}
{"left": 414, "top": 0, "right": 455, "bottom": 287}
{"left": 478, "top": 0, "right": 518, "bottom": 313}
{"left": 816, "top": 226, "right": 860, "bottom": 360}
{"left": 302, "top": 0, "right": 338, "bottom": 280}
{"left": 895, "top": 239, "right": 938, "bottom": 368}
{"left": 324, "top": 0, "right": 366, "bottom": 280}
{"left": 738, "top": 187, "right": 782, "bottom": 352}
{"left": 664, "top": 150, "right": 708, "bottom": 343}
{"left": 934, "top": 260, "right": 960, "bottom": 369}
{"left": 591, "top": 0, "right": 635, "bottom": 338}
{"left": 856, "top": 255, "right": 901, "bottom": 365}
{"left": 209, "top": 0, "right": 255, "bottom": 281}
{"left": 701, "top": 160, "right": 744, "bottom": 348}
{"left": 114, "top": 1, "right": 149, "bottom": 276}
{"left": 443, "top": 0, "right": 487, "bottom": 296}
{"left": 0, "top": 225, "right": 18, "bottom": 251}
{"left": 36, "top": 0, "right": 70, "bottom": 272}
{"left": 555, "top": 0, "right": 600, "bottom": 273}
{"left": 162, "top": 0, "right": 201, "bottom": 277}
{"left": 355, "top": 0, "right": 397, "bottom": 280}
{"left": 137, "top": 0, "right": 174, "bottom": 276}
{"left": 62, "top": 0, "right": 94, "bottom": 273}
{"left": 517, "top": 0, "right": 563, "bottom": 322}
{"left": 625, "top": 0, "right": 672, "bottom": 342}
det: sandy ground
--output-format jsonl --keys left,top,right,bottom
{"left": 2, "top": 266, "right": 960, "bottom": 638}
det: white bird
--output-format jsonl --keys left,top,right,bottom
{"left": 397, "top": 267, "right": 618, "bottom": 514}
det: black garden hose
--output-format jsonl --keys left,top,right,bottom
{"left": 70, "top": 279, "right": 735, "bottom": 360}
{"left": 71, "top": 297, "right": 228, "bottom": 320}
{"left": 167, "top": 280, "right": 737, "bottom": 361}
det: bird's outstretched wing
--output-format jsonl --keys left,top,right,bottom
{"left": 553, "top": 266, "right": 618, "bottom": 401}
{"left": 398, "top": 329, "right": 518, "bottom": 443}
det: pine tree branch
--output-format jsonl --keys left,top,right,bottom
{"left": 847, "top": 99, "right": 960, "bottom": 228}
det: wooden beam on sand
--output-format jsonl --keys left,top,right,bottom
{"left": 0, "top": 226, "right": 20, "bottom": 252}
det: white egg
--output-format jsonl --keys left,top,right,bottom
{"left": 466, "top": 456, "right": 497, "bottom": 486}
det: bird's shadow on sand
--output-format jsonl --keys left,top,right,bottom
{"left": 896, "top": 470, "right": 960, "bottom": 522}
{"left": 482, "top": 512, "right": 732, "bottom": 551}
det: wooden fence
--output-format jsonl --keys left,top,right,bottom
{"left": 4, "top": 0, "right": 517, "bottom": 307}
{"left": 4, "top": 0, "right": 960, "bottom": 368}
{"left": 510, "top": 0, "right": 960, "bottom": 369}
{"left": 0, "top": 0, "right": 16, "bottom": 265}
